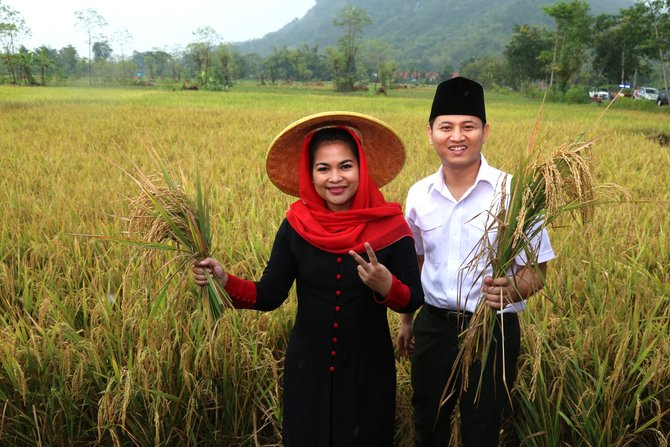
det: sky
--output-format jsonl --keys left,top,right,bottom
{"left": 6, "top": 0, "right": 316, "bottom": 56}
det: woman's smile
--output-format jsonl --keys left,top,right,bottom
{"left": 311, "top": 141, "right": 360, "bottom": 211}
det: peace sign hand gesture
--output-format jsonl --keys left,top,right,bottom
{"left": 349, "top": 242, "right": 393, "bottom": 297}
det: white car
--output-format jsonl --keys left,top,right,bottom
{"left": 589, "top": 89, "right": 610, "bottom": 102}
{"left": 633, "top": 86, "right": 659, "bottom": 100}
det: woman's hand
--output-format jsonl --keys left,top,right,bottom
{"left": 349, "top": 242, "right": 392, "bottom": 297}
{"left": 193, "top": 257, "right": 228, "bottom": 287}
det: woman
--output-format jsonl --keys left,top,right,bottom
{"left": 193, "top": 112, "right": 423, "bottom": 447}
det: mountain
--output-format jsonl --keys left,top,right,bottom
{"left": 232, "top": 0, "right": 635, "bottom": 71}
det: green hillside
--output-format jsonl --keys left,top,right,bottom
{"left": 233, "top": 0, "right": 635, "bottom": 70}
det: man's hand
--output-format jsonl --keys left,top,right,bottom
{"left": 482, "top": 276, "right": 515, "bottom": 309}
{"left": 397, "top": 313, "right": 415, "bottom": 358}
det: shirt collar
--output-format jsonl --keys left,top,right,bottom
{"left": 431, "top": 155, "right": 502, "bottom": 196}
{"left": 476, "top": 155, "right": 503, "bottom": 188}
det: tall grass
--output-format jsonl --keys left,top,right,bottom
{"left": 0, "top": 86, "right": 668, "bottom": 446}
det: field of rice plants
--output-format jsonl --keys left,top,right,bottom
{"left": 1, "top": 84, "right": 668, "bottom": 446}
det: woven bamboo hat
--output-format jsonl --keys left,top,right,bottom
{"left": 266, "top": 111, "right": 406, "bottom": 197}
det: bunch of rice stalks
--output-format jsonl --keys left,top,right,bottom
{"left": 443, "top": 103, "right": 602, "bottom": 407}
{"left": 94, "top": 147, "right": 231, "bottom": 321}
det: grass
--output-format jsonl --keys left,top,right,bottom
{"left": 0, "top": 84, "right": 669, "bottom": 446}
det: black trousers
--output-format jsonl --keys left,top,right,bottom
{"left": 410, "top": 305, "right": 521, "bottom": 447}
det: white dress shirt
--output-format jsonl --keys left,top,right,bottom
{"left": 405, "top": 156, "right": 555, "bottom": 313}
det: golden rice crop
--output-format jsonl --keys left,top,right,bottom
{"left": 0, "top": 84, "right": 668, "bottom": 446}
{"left": 110, "top": 146, "right": 232, "bottom": 321}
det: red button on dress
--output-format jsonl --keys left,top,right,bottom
{"left": 330, "top": 366, "right": 335, "bottom": 373}
{"left": 333, "top": 322, "right": 339, "bottom": 329}
{"left": 336, "top": 257, "right": 342, "bottom": 263}
{"left": 332, "top": 337, "right": 338, "bottom": 343}
{"left": 335, "top": 306, "right": 341, "bottom": 312}
{"left": 335, "top": 290, "right": 341, "bottom": 296}
{"left": 331, "top": 350, "right": 337, "bottom": 357}
{"left": 336, "top": 273, "right": 342, "bottom": 280}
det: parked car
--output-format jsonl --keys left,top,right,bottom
{"left": 633, "top": 86, "right": 659, "bottom": 100}
{"left": 589, "top": 89, "right": 610, "bottom": 102}
{"left": 657, "top": 89, "right": 669, "bottom": 106}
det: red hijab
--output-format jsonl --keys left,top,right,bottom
{"left": 286, "top": 127, "right": 412, "bottom": 254}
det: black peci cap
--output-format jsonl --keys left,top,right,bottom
{"left": 429, "top": 76, "right": 486, "bottom": 124}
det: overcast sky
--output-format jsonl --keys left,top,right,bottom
{"left": 6, "top": 0, "right": 316, "bottom": 55}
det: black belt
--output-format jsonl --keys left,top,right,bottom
{"left": 424, "top": 303, "right": 473, "bottom": 326}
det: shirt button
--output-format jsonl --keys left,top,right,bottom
{"left": 332, "top": 337, "right": 338, "bottom": 343}
{"left": 333, "top": 322, "right": 339, "bottom": 329}
{"left": 329, "top": 366, "right": 335, "bottom": 373}
{"left": 336, "top": 257, "right": 342, "bottom": 263}
{"left": 336, "top": 273, "right": 342, "bottom": 280}
{"left": 335, "top": 306, "right": 341, "bottom": 312}
{"left": 331, "top": 350, "right": 337, "bottom": 357}
{"left": 335, "top": 290, "right": 341, "bottom": 296}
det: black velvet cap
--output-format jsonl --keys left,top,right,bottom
{"left": 429, "top": 76, "right": 486, "bottom": 124}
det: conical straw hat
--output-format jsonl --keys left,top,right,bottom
{"left": 266, "top": 111, "right": 406, "bottom": 197}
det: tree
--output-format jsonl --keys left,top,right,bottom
{"left": 33, "top": 46, "right": 55, "bottom": 85}
{"left": 263, "top": 45, "right": 319, "bottom": 83}
{"left": 504, "top": 24, "right": 553, "bottom": 88}
{"left": 332, "top": 6, "right": 372, "bottom": 92}
{"left": 74, "top": 8, "right": 107, "bottom": 86}
{"left": 266, "top": 46, "right": 294, "bottom": 83}
{"left": 642, "top": 0, "right": 670, "bottom": 99}
{"left": 592, "top": 10, "right": 650, "bottom": 86}
{"left": 235, "top": 51, "right": 263, "bottom": 81}
{"left": 168, "top": 45, "right": 185, "bottom": 82}
{"left": 297, "top": 44, "right": 331, "bottom": 81}
{"left": 112, "top": 27, "right": 133, "bottom": 82}
{"left": 544, "top": 0, "right": 593, "bottom": 90}
{"left": 93, "top": 40, "right": 112, "bottom": 62}
{"left": 188, "top": 26, "right": 222, "bottom": 86}
{"left": 213, "top": 44, "right": 234, "bottom": 88}
{"left": 132, "top": 50, "right": 172, "bottom": 81}
{"left": 290, "top": 45, "right": 313, "bottom": 82}
{"left": 0, "top": 3, "right": 31, "bottom": 83}
{"left": 460, "top": 55, "right": 508, "bottom": 89}
{"left": 364, "top": 39, "right": 393, "bottom": 90}
{"left": 58, "top": 45, "right": 80, "bottom": 78}
{"left": 153, "top": 50, "right": 175, "bottom": 81}
{"left": 16, "top": 45, "right": 34, "bottom": 84}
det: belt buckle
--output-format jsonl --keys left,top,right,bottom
{"left": 446, "top": 310, "right": 469, "bottom": 326}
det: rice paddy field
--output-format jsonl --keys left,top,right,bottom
{"left": 0, "top": 84, "right": 669, "bottom": 446}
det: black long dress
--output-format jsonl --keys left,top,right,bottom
{"left": 226, "top": 219, "right": 424, "bottom": 447}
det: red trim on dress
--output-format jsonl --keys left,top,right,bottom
{"left": 373, "top": 275, "right": 410, "bottom": 311}
{"left": 224, "top": 274, "right": 257, "bottom": 309}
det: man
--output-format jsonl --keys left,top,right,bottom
{"left": 398, "top": 76, "right": 555, "bottom": 447}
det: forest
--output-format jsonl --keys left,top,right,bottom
{"left": 1, "top": 0, "right": 669, "bottom": 98}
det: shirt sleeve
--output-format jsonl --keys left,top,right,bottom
{"left": 514, "top": 219, "right": 556, "bottom": 266}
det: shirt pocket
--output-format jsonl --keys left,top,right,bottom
{"left": 464, "top": 211, "right": 499, "bottom": 265}
{"left": 414, "top": 210, "right": 443, "bottom": 262}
